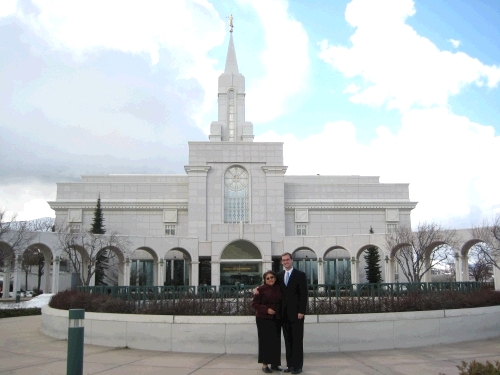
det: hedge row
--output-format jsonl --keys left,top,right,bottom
{"left": 49, "top": 289, "right": 500, "bottom": 316}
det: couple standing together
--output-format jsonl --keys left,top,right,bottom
{"left": 252, "top": 253, "right": 308, "bottom": 374}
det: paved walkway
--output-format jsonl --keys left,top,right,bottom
{"left": 1, "top": 316, "right": 500, "bottom": 375}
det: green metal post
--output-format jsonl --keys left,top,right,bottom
{"left": 67, "top": 309, "right": 85, "bottom": 375}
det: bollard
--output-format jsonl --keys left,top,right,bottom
{"left": 15, "top": 291, "right": 20, "bottom": 303}
{"left": 67, "top": 309, "right": 85, "bottom": 375}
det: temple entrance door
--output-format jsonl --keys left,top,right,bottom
{"left": 220, "top": 240, "right": 262, "bottom": 286}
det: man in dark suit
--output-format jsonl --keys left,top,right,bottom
{"left": 278, "top": 252, "right": 307, "bottom": 374}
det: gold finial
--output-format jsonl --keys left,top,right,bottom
{"left": 229, "top": 14, "right": 233, "bottom": 33}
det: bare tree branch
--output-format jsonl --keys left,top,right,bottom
{"left": 471, "top": 214, "right": 500, "bottom": 271}
{"left": 386, "top": 222, "right": 458, "bottom": 282}
{"left": 56, "top": 222, "right": 129, "bottom": 286}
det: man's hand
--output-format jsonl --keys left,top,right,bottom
{"left": 253, "top": 287, "right": 259, "bottom": 295}
{"left": 298, "top": 313, "right": 304, "bottom": 319}
{"left": 268, "top": 308, "right": 276, "bottom": 315}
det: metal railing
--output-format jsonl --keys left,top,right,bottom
{"left": 79, "top": 281, "right": 482, "bottom": 301}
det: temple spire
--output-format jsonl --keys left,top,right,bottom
{"left": 209, "top": 19, "right": 254, "bottom": 142}
{"left": 224, "top": 31, "right": 239, "bottom": 74}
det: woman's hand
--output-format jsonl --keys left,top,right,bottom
{"left": 267, "top": 308, "right": 275, "bottom": 315}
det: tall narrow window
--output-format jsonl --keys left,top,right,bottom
{"left": 228, "top": 90, "right": 235, "bottom": 141}
{"left": 224, "top": 165, "right": 249, "bottom": 223}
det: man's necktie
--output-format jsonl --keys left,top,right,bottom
{"left": 285, "top": 271, "right": 290, "bottom": 286}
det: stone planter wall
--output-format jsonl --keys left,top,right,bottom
{"left": 41, "top": 305, "right": 500, "bottom": 353}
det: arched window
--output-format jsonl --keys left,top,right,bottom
{"left": 224, "top": 165, "right": 249, "bottom": 223}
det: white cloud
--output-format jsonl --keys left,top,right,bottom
{"left": 0, "top": 183, "right": 55, "bottom": 221}
{"left": 8, "top": 0, "right": 226, "bottom": 128}
{"left": 242, "top": 0, "right": 309, "bottom": 123}
{"left": 318, "top": 0, "right": 500, "bottom": 112}
{"left": 256, "top": 107, "right": 500, "bottom": 227}
{"left": 343, "top": 83, "right": 360, "bottom": 94}
{"left": 0, "top": 0, "right": 17, "bottom": 17}
{"left": 449, "top": 39, "right": 461, "bottom": 48}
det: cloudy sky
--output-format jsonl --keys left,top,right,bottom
{"left": 1, "top": 0, "right": 499, "bottom": 229}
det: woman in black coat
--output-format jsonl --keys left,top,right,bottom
{"left": 252, "top": 270, "right": 282, "bottom": 373}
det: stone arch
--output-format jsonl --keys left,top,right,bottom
{"left": 324, "top": 246, "right": 351, "bottom": 285}
{"left": 220, "top": 240, "right": 262, "bottom": 260}
{"left": 164, "top": 247, "right": 192, "bottom": 286}
{"left": 129, "top": 247, "right": 158, "bottom": 286}
{"left": 58, "top": 243, "right": 91, "bottom": 287}
{"left": 94, "top": 245, "right": 126, "bottom": 286}
{"left": 356, "top": 244, "right": 387, "bottom": 284}
{"left": 220, "top": 240, "right": 262, "bottom": 286}
{"left": 461, "top": 238, "right": 494, "bottom": 283}
{"left": 0, "top": 241, "right": 15, "bottom": 267}
{"left": 461, "top": 239, "right": 483, "bottom": 257}
{"left": 292, "top": 247, "right": 318, "bottom": 285}
{"left": 22, "top": 243, "right": 54, "bottom": 293}
{"left": 0, "top": 241, "right": 15, "bottom": 296}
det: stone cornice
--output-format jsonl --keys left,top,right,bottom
{"left": 285, "top": 201, "right": 418, "bottom": 210}
{"left": 262, "top": 165, "right": 288, "bottom": 175}
{"left": 184, "top": 165, "right": 211, "bottom": 174}
{"left": 48, "top": 200, "right": 188, "bottom": 211}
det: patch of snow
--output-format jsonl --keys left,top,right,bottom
{"left": 0, "top": 294, "right": 53, "bottom": 309}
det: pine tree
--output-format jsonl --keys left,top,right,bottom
{"left": 91, "top": 196, "right": 109, "bottom": 285}
{"left": 364, "top": 226, "right": 383, "bottom": 284}
{"left": 364, "top": 246, "right": 383, "bottom": 283}
{"left": 90, "top": 196, "right": 106, "bottom": 234}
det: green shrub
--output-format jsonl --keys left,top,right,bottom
{"left": 49, "top": 290, "right": 135, "bottom": 314}
{"left": 441, "top": 360, "right": 500, "bottom": 375}
{"left": 0, "top": 308, "right": 42, "bottom": 319}
{"left": 49, "top": 289, "right": 500, "bottom": 316}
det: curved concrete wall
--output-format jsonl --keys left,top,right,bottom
{"left": 41, "top": 305, "right": 500, "bottom": 354}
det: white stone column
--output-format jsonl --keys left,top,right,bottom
{"left": 2, "top": 265, "right": 11, "bottom": 299}
{"left": 390, "top": 258, "right": 397, "bottom": 283}
{"left": 461, "top": 255, "right": 469, "bottom": 281}
{"left": 190, "top": 261, "right": 199, "bottom": 287}
{"left": 89, "top": 267, "right": 95, "bottom": 287}
{"left": 44, "top": 259, "right": 52, "bottom": 293}
{"left": 317, "top": 258, "right": 325, "bottom": 285}
{"left": 211, "top": 260, "right": 220, "bottom": 288}
{"left": 454, "top": 253, "right": 462, "bottom": 281}
{"left": 13, "top": 254, "right": 22, "bottom": 296}
{"left": 384, "top": 255, "right": 391, "bottom": 283}
{"left": 117, "top": 260, "right": 124, "bottom": 286}
{"left": 52, "top": 256, "right": 60, "bottom": 294}
{"left": 82, "top": 259, "right": 89, "bottom": 286}
{"left": 494, "top": 264, "right": 500, "bottom": 291}
{"left": 350, "top": 257, "right": 358, "bottom": 284}
{"left": 423, "top": 258, "right": 431, "bottom": 283}
{"left": 123, "top": 257, "right": 130, "bottom": 286}
{"left": 157, "top": 260, "right": 164, "bottom": 286}
{"left": 262, "top": 261, "right": 272, "bottom": 274}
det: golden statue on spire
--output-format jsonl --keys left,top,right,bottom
{"left": 229, "top": 14, "right": 233, "bottom": 33}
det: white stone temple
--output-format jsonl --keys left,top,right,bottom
{"left": 2, "top": 28, "right": 489, "bottom": 296}
{"left": 44, "top": 29, "right": 419, "bottom": 288}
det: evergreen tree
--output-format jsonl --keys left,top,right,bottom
{"left": 364, "top": 246, "right": 383, "bottom": 283}
{"left": 90, "top": 196, "right": 106, "bottom": 234}
{"left": 91, "top": 196, "right": 109, "bottom": 285}
{"left": 364, "top": 227, "right": 383, "bottom": 283}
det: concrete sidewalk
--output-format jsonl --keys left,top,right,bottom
{"left": 1, "top": 316, "right": 500, "bottom": 375}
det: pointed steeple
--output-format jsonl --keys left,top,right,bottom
{"left": 208, "top": 19, "right": 254, "bottom": 142}
{"left": 224, "top": 33, "right": 239, "bottom": 74}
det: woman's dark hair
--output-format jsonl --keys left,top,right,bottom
{"left": 262, "top": 270, "right": 277, "bottom": 281}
